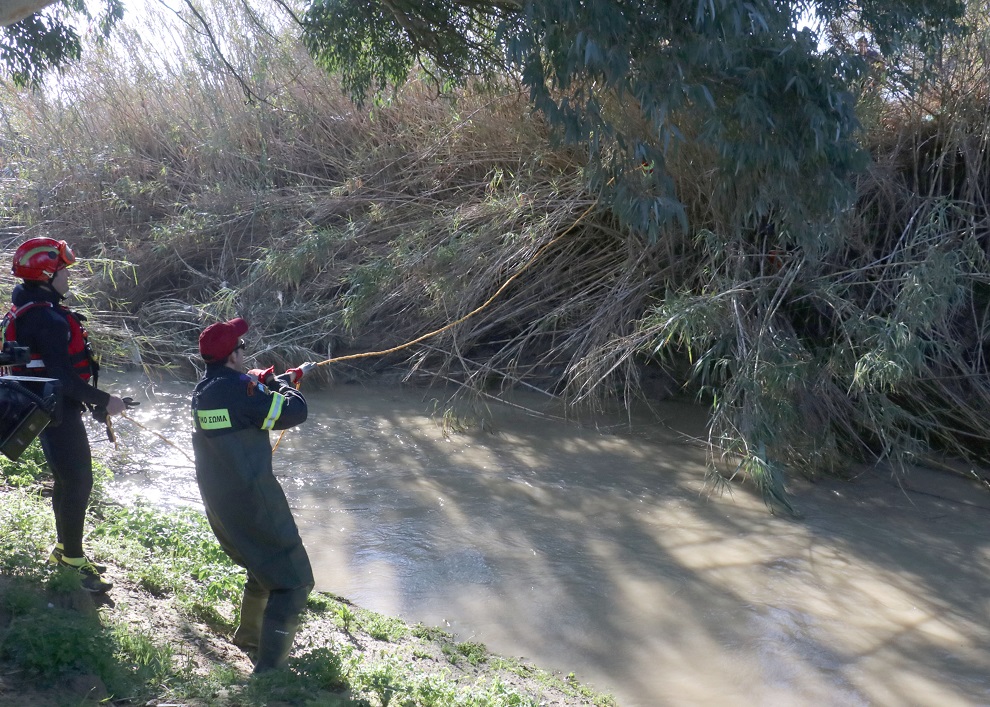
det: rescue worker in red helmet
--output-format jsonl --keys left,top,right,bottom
{"left": 4, "top": 237, "right": 126, "bottom": 593}
{"left": 191, "top": 318, "right": 315, "bottom": 672}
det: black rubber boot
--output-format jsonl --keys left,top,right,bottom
{"left": 232, "top": 584, "right": 268, "bottom": 656}
{"left": 252, "top": 617, "right": 299, "bottom": 673}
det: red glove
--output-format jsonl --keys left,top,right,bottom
{"left": 285, "top": 362, "right": 317, "bottom": 385}
{"left": 247, "top": 365, "right": 276, "bottom": 386}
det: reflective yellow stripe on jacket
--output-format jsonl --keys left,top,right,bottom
{"left": 261, "top": 392, "right": 285, "bottom": 430}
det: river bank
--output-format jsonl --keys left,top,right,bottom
{"left": 4, "top": 377, "right": 990, "bottom": 706}
{"left": 0, "top": 467, "right": 616, "bottom": 707}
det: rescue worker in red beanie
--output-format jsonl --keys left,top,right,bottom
{"left": 191, "top": 317, "right": 316, "bottom": 673}
{"left": 4, "top": 237, "right": 126, "bottom": 594}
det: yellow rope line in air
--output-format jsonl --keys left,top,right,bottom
{"left": 319, "top": 201, "right": 596, "bottom": 369}
{"left": 270, "top": 200, "right": 598, "bottom": 452}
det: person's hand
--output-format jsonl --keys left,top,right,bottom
{"left": 247, "top": 366, "right": 276, "bottom": 386}
{"left": 285, "top": 362, "right": 317, "bottom": 385}
{"left": 105, "top": 395, "right": 126, "bottom": 417}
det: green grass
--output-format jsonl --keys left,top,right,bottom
{"left": 89, "top": 502, "right": 245, "bottom": 630}
{"left": 363, "top": 612, "right": 410, "bottom": 642}
{"left": 335, "top": 603, "right": 357, "bottom": 632}
{"left": 455, "top": 641, "right": 488, "bottom": 666}
{"left": 110, "top": 620, "right": 176, "bottom": 688}
{"left": 0, "top": 440, "right": 49, "bottom": 488}
{"left": 0, "top": 576, "right": 174, "bottom": 699}
{"left": 412, "top": 623, "right": 455, "bottom": 642}
{"left": 1, "top": 603, "right": 117, "bottom": 678}
{"left": 290, "top": 646, "right": 348, "bottom": 691}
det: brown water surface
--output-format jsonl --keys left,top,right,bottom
{"left": 104, "top": 374, "right": 990, "bottom": 707}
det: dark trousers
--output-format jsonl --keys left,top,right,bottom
{"left": 39, "top": 409, "right": 93, "bottom": 558}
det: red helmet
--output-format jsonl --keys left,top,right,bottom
{"left": 11, "top": 237, "right": 76, "bottom": 281}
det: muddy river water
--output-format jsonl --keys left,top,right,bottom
{"left": 99, "top": 372, "right": 990, "bottom": 707}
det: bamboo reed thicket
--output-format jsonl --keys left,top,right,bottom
{"left": 1, "top": 0, "right": 989, "bottom": 507}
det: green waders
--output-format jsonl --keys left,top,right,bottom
{"left": 255, "top": 612, "right": 302, "bottom": 672}
{"left": 233, "top": 577, "right": 312, "bottom": 673}
{"left": 192, "top": 428, "right": 314, "bottom": 673}
{"left": 232, "top": 578, "right": 267, "bottom": 656}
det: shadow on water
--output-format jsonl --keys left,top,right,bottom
{"left": 100, "top": 373, "right": 990, "bottom": 707}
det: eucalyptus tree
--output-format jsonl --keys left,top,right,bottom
{"left": 0, "top": 0, "right": 57, "bottom": 26}
{"left": 0, "top": 0, "right": 121, "bottom": 85}
{"left": 300, "top": 0, "right": 964, "bottom": 240}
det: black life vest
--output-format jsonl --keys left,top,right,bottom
{"left": 1, "top": 301, "right": 96, "bottom": 381}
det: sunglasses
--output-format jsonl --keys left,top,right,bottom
{"left": 234, "top": 340, "right": 246, "bottom": 351}
{"left": 56, "top": 240, "right": 76, "bottom": 268}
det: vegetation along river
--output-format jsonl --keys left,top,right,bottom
{"left": 98, "top": 371, "right": 990, "bottom": 707}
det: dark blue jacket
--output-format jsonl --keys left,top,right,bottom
{"left": 191, "top": 365, "right": 307, "bottom": 436}
{"left": 8, "top": 283, "right": 109, "bottom": 412}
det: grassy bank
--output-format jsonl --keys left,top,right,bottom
{"left": 0, "top": 444, "right": 615, "bottom": 707}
